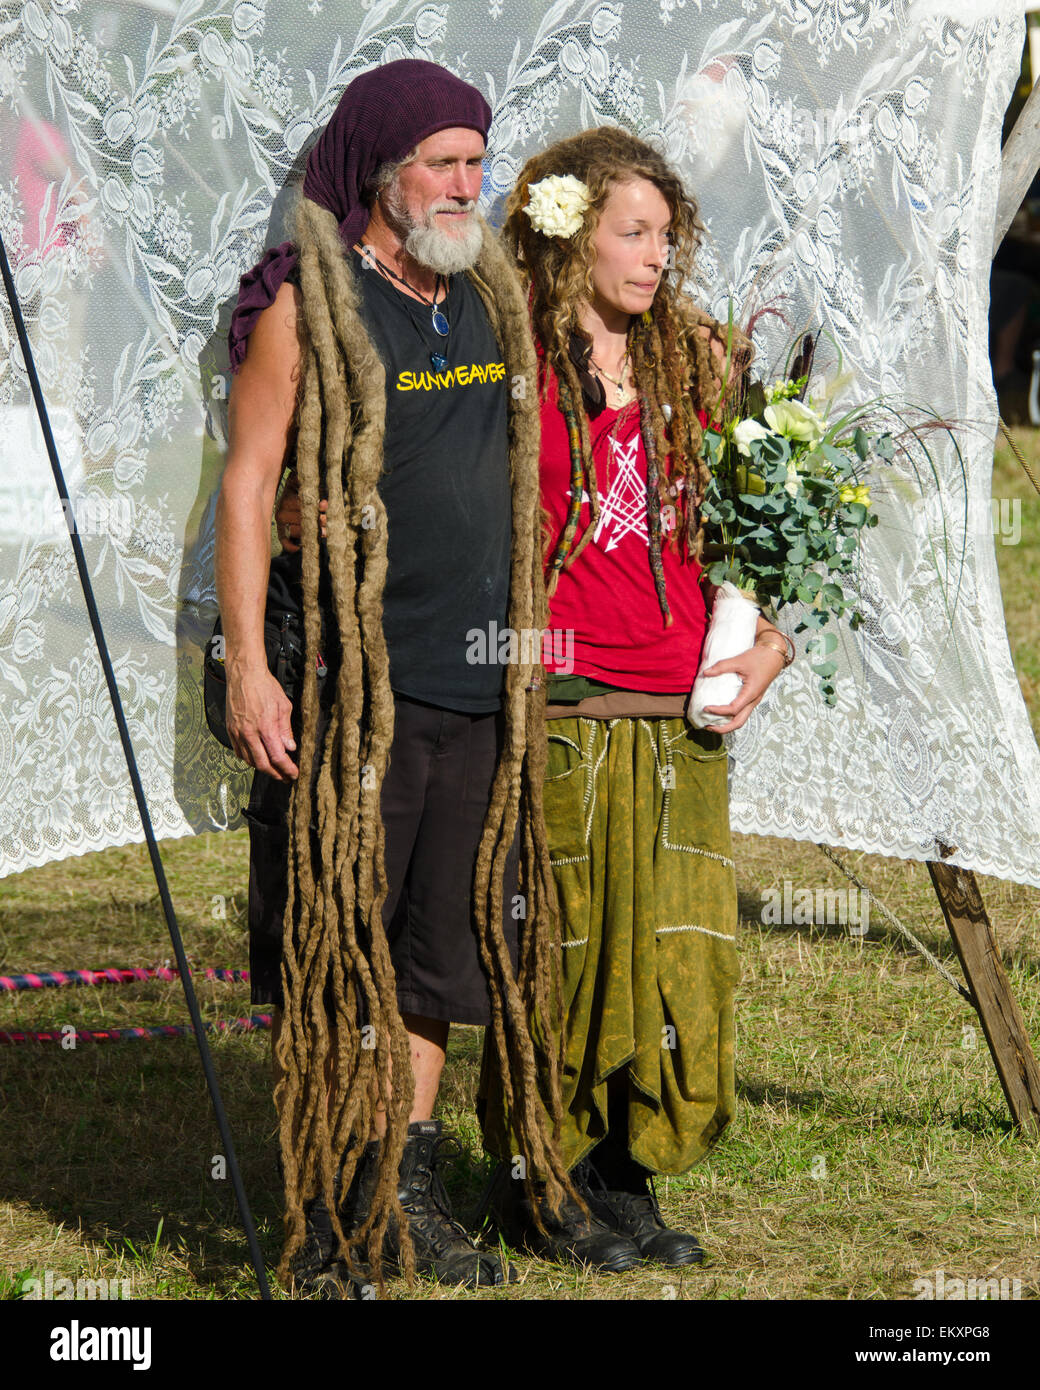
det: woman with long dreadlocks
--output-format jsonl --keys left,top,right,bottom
{"left": 477, "top": 126, "right": 794, "bottom": 1270}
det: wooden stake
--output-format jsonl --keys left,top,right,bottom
{"left": 927, "top": 857, "right": 1040, "bottom": 1136}
{"left": 994, "top": 74, "right": 1040, "bottom": 255}
{"left": 939, "top": 47, "right": 1040, "bottom": 1137}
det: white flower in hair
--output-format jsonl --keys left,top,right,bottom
{"left": 523, "top": 174, "right": 591, "bottom": 239}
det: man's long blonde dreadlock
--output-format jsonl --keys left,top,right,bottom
{"left": 275, "top": 197, "right": 571, "bottom": 1288}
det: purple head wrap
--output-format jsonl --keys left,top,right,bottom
{"left": 228, "top": 59, "right": 491, "bottom": 372}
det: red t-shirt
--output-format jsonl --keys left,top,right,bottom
{"left": 541, "top": 374, "right": 708, "bottom": 691}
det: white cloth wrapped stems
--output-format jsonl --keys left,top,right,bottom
{"left": 687, "top": 582, "right": 760, "bottom": 729}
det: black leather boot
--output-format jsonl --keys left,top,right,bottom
{"left": 484, "top": 1159, "right": 643, "bottom": 1273}
{"left": 287, "top": 1187, "right": 365, "bottom": 1299}
{"left": 583, "top": 1137, "right": 704, "bottom": 1267}
{"left": 347, "top": 1121, "right": 513, "bottom": 1287}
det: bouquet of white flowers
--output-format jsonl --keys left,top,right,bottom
{"left": 690, "top": 367, "right": 890, "bottom": 719}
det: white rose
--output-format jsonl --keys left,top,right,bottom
{"left": 764, "top": 398, "right": 826, "bottom": 444}
{"left": 732, "top": 417, "right": 775, "bottom": 457}
{"left": 524, "top": 174, "right": 591, "bottom": 239}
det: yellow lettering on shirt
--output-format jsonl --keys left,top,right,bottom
{"left": 395, "top": 361, "right": 505, "bottom": 393}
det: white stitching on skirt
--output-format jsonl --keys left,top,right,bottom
{"left": 583, "top": 722, "right": 611, "bottom": 842}
{"left": 661, "top": 793, "right": 735, "bottom": 867}
{"left": 656, "top": 924, "right": 736, "bottom": 941}
{"left": 638, "top": 718, "right": 671, "bottom": 789}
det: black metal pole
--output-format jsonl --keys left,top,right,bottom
{"left": 0, "top": 230, "right": 272, "bottom": 1301}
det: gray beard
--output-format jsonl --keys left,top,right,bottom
{"left": 403, "top": 217, "right": 483, "bottom": 273}
{"left": 383, "top": 185, "right": 483, "bottom": 274}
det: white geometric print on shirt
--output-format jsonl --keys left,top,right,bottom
{"left": 585, "top": 433, "right": 646, "bottom": 552}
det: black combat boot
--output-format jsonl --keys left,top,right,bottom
{"left": 347, "top": 1120, "right": 513, "bottom": 1287}
{"left": 583, "top": 1133, "right": 704, "bottom": 1267}
{"left": 483, "top": 1159, "right": 643, "bottom": 1274}
{"left": 286, "top": 1185, "right": 365, "bottom": 1299}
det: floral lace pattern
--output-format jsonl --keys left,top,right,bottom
{"left": 0, "top": 2, "right": 1036, "bottom": 887}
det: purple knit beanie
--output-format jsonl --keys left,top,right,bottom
{"left": 228, "top": 59, "right": 491, "bottom": 371}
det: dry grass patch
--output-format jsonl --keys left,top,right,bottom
{"left": 2, "top": 431, "right": 1039, "bottom": 1301}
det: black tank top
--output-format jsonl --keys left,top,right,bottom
{"left": 277, "top": 248, "right": 512, "bottom": 713}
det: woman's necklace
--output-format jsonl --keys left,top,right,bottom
{"left": 589, "top": 348, "right": 634, "bottom": 408}
{"left": 355, "top": 244, "right": 451, "bottom": 370}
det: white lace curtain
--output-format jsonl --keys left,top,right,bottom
{"left": 1, "top": 0, "right": 1037, "bottom": 887}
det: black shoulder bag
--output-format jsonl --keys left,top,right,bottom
{"left": 203, "top": 602, "right": 327, "bottom": 751}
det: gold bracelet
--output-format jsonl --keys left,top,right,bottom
{"left": 755, "top": 634, "right": 794, "bottom": 668}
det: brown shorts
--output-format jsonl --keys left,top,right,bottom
{"left": 244, "top": 693, "right": 519, "bottom": 1025}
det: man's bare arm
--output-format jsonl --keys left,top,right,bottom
{"left": 215, "top": 280, "right": 302, "bottom": 780}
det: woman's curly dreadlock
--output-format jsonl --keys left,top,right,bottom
{"left": 503, "top": 125, "right": 752, "bottom": 620}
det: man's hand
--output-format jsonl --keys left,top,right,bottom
{"left": 700, "top": 643, "right": 785, "bottom": 733}
{"left": 226, "top": 664, "right": 298, "bottom": 781}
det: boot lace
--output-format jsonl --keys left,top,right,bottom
{"left": 581, "top": 1157, "right": 664, "bottom": 1230}
{"left": 406, "top": 1136, "right": 479, "bottom": 1258}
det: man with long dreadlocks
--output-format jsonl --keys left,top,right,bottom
{"left": 477, "top": 126, "right": 794, "bottom": 1268}
{"left": 216, "top": 60, "right": 570, "bottom": 1295}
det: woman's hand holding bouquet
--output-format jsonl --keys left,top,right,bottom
{"left": 689, "top": 360, "right": 891, "bottom": 726}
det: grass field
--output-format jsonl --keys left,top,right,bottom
{"left": 1, "top": 429, "right": 1038, "bottom": 1303}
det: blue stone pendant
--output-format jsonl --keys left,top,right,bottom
{"left": 430, "top": 352, "right": 448, "bottom": 371}
{"left": 431, "top": 308, "right": 450, "bottom": 336}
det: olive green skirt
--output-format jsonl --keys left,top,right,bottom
{"left": 479, "top": 716, "right": 738, "bottom": 1176}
